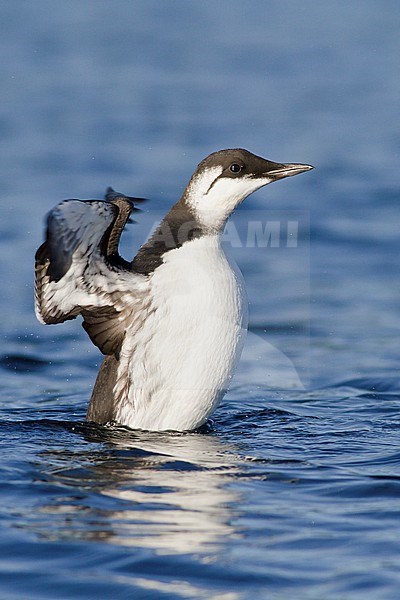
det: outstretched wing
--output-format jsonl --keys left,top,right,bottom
{"left": 35, "top": 189, "right": 149, "bottom": 356}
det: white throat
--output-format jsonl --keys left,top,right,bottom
{"left": 186, "top": 167, "right": 272, "bottom": 231}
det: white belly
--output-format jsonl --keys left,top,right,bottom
{"left": 114, "top": 236, "right": 248, "bottom": 431}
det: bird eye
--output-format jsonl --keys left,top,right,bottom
{"left": 229, "top": 163, "right": 243, "bottom": 173}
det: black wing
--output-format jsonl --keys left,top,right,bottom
{"left": 35, "top": 189, "right": 148, "bottom": 356}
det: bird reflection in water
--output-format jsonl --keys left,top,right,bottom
{"left": 32, "top": 423, "right": 242, "bottom": 556}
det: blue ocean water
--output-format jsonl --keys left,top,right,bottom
{"left": 1, "top": 1, "right": 400, "bottom": 598}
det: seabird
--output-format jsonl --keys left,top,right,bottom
{"left": 35, "top": 148, "right": 313, "bottom": 431}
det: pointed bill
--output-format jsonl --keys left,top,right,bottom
{"left": 266, "top": 163, "right": 314, "bottom": 181}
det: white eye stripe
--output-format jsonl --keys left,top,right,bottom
{"left": 188, "top": 176, "right": 272, "bottom": 230}
{"left": 188, "top": 166, "right": 224, "bottom": 199}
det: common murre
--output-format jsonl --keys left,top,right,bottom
{"left": 35, "top": 148, "right": 313, "bottom": 431}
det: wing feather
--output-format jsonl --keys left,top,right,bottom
{"left": 35, "top": 191, "right": 149, "bottom": 355}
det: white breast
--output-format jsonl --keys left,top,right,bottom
{"left": 114, "top": 235, "right": 248, "bottom": 431}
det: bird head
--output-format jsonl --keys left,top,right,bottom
{"left": 184, "top": 148, "right": 313, "bottom": 231}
